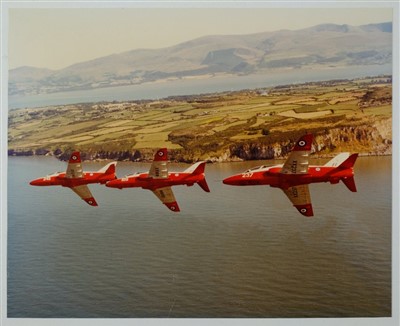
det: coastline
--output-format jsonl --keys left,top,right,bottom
{"left": 8, "top": 76, "right": 392, "bottom": 163}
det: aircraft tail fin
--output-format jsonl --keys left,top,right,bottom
{"left": 324, "top": 153, "right": 350, "bottom": 167}
{"left": 329, "top": 153, "right": 358, "bottom": 192}
{"left": 328, "top": 153, "right": 358, "bottom": 172}
{"left": 184, "top": 161, "right": 206, "bottom": 175}
{"left": 98, "top": 162, "right": 117, "bottom": 175}
{"left": 337, "top": 153, "right": 358, "bottom": 170}
{"left": 184, "top": 161, "right": 210, "bottom": 192}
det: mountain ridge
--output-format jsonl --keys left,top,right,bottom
{"left": 9, "top": 22, "right": 392, "bottom": 96}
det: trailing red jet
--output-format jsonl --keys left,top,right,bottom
{"left": 30, "top": 152, "right": 117, "bottom": 206}
{"left": 223, "top": 134, "right": 358, "bottom": 217}
{"left": 106, "top": 148, "right": 210, "bottom": 212}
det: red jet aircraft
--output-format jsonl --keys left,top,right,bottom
{"left": 30, "top": 152, "right": 117, "bottom": 206}
{"left": 223, "top": 134, "right": 358, "bottom": 217}
{"left": 106, "top": 148, "right": 210, "bottom": 212}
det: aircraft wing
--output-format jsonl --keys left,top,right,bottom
{"left": 71, "top": 185, "right": 98, "bottom": 206}
{"left": 151, "top": 186, "right": 180, "bottom": 212}
{"left": 282, "top": 184, "right": 313, "bottom": 217}
{"left": 281, "top": 134, "right": 313, "bottom": 175}
{"left": 149, "top": 148, "right": 169, "bottom": 179}
{"left": 66, "top": 152, "right": 84, "bottom": 178}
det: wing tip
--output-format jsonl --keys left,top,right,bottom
{"left": 293, "top": 134, "right": 313, "bottom": 151}
{"left": 154, "top": 148, "right": 168, "bottom": 162}
{"left": 84, "top": 197, "right": 98, "bottom": 206}
{"left": 69, "top": 151, "right": 81, "bottom": 163}
{"left": 295, "top": 204, "right": 314, "bottom": 217}
{"left": 165, "top": 201, "right": 180, "bottom": 212}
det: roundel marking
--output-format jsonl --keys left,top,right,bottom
{"left": 298, "top": 140, "right": 306, "bottom": 147}
{"left": 158, "top": 151, "right": 164, "bottom": 157}
{"left": 300, "top": 208, "right": 307, "bottom": 213}
{"left": 171, "top": 206, "right": 176, "bottom": 211}
{"left": 88, "top": 200, "right": 93, "bottom": 204}
{"left": 316, "top": 167, "right": 321, "bottom": 172}
{"left": 72, "top": 155, "right": 78, "bottom": 160}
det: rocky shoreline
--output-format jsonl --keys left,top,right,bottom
{"left": 9, "top": 121, "right": 392, "bottom": 163}
{"left": 8, "top": 77, "right": 392, "bottom": 163}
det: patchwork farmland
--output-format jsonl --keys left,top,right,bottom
{"left": 8, "top": 77, "right": 392, "bottom": 161}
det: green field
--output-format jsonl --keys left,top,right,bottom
{"left": 8, "top": 78, "right": 392, "bottom": 160}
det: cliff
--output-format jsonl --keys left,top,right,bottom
{"left": 229, "top": 118, "right": 391, "bottom": 162}
{"left": 9, "top": 116, "right": 390, "bottom": 162}
{"left": 8, "top": 78, "right": 392, "bottom": 162}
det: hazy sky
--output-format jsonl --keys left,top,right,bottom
{"left": 8, "top": 7, "right": 393, "bottom": 70}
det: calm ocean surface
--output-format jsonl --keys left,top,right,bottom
{"left": 8, "top": 64, "right": 392, "bottom": 110}
{"left": 7, "top": 155, "right": 392, "bottom": 318}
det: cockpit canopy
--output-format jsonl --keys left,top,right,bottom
{"left": 243, "top": 164, "right": 282, "bottom": 173}
{"left": 244, "top": 165, "right": 269, "bottom": 173}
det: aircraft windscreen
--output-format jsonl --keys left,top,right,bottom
{"left": 126, "top": 172, "right": 142, "bottom": 177}
{"left": 245, "top": 165, "right": 268, "bottom": 173}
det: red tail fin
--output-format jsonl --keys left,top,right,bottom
{"left": 329, "top": 153, "right": 358, "bottom": 192}
{"left": 98, "top": 162, "right": 117, "bottom": 183}
{"left": 97, "top": 162, "right": 117, "bottom": 175}
{"left": 105, "top": 163, "right": 116, "bottom": 175}
{"left": 339, "top": 154, "right": 358, "bottom": 192}
{"left": 328, "top": 153, "right": 358, "bottom": 174}
{"left": 184, "top": 161, "right": 206, "bottom": 175}
{"left": 184, "top": 162, "right": 210, "bottom": 192}
{"left": 193, "top": 162, "right": 210, "bottom": 192}
{"left": 338, "top": 153, "right": 358, "bottom": 169}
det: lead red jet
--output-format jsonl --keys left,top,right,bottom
{"left": 106, "top": 148, "right": 210, "bottom": 212}
{"left": 223, "top": 134, "right": 358, "bottom": 217}
{"left": 30, "top": 152, "right": 117, "bottom": 206}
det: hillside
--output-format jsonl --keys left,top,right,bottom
{"left": 8, "top": 77, "right": 392, "bottom": 162}
{"left": 9, "top": 22, "right": 392, "bottom": 96}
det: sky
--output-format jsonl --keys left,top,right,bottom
{"left": 7, "top": 6, "right": 393, "bottom": 70}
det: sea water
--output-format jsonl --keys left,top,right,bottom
{"left": 7, "top": 156, "right": 392, "bottom": 318}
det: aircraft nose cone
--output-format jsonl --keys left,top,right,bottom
{"left": 106, "top": 179, "right": 121, "bottom": 188}
{"left": 223, "top": 175, "right": 240, "bottom": 185}
{"left": 29, "top": 179, "right": 40, "bottom": 186}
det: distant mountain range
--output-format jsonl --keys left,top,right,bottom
{"left": 9, "top": 22, "right": 392, "bottom": 96}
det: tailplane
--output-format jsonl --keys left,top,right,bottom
{"left": 197, "top": 178, "right": 210, "bottom": 193}
{"left": 342, "top": 176, "right": 357, "bottom": 192}
{"left": 184, "top": 161, "right": 210, "bottom": 192}
{"left": 329, "top": 153, "right": 358, "bottom": 192}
